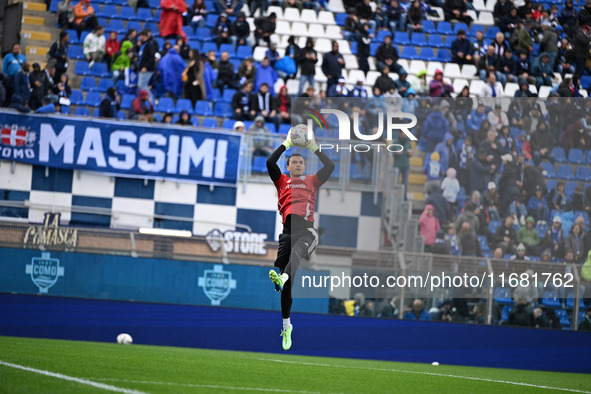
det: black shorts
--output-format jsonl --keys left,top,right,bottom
{"left": 273, "top": 227, "right": 319, "bottom": 272}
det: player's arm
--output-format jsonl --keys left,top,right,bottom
{"left": 266, "top": 134, "right": 292, "bottom": 182}
{"left": 308, "top": 137, "right": 335, "bottom": 183}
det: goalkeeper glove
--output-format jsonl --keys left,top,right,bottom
{"left": 282, "top": 128, "right": 292, "bottom": 149}
{"left": 307, "top": 132, "right": 319, "bottom": 153}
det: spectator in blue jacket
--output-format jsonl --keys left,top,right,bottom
{"left": 158, "top": 45, "right": 187, "bottom": 98}
{"left": 36, "top": 96, "right": 57, "bottom": 113}
{"left": 469, "top": 148, "right": 494, "bottom": 194}
{"left": 466, "top": 104, "right": 487, "bottom": 135}
{"left": 14, "top": 62, "right": 31, "bottom": 105}
{"left": 404, "top": 299, "right": 431, "bottom": 320}
{"left": 434, "top": 132, "right": 457, "bottom": 174}
{"left": 527, "top": 186, "right": 549, "bottom": 225}
{"left": 254, "top": 57, "right": 277, "bottom": 92}
{"left": 421, "top": 105, "right": 450, "bottom": 152}
{"left": 531, "top": 52, "right": 555, "bottom": 88}
{"left": 451, "top": 30, "right": 473, "bottom": 65}
{"left": 2, "top": 43, "right": 26, "bottom": 78}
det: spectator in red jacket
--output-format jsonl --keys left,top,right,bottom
{"left": 105, "top": 31, "right": 120, "bottom": 71}
{"left": 160, "top": 0, "right": 187, "bottom": 41}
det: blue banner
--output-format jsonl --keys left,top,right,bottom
{"left": 0, "top": 112, "right": 242, "bottom": 185}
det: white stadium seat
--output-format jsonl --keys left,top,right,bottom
{"left": 291, "top": 22, "right": 309, "bottom": 36}
{"left": 300, "top": 9, "right": 318, "bottom": 24}
{"left": 469, "top": 79, "right": 485, "bottom": 96}
{"left": 444, "top": 63, "right": 462, "bottom": 79}
{"left": 348, "top": 69, "right": 366, "bottom": 84}
{"left": 477, "top": 11, "right": 494, "bottom": 25}
{"left": 503, "top": 82, "right": 519, "bottom": 97}
{"left": 253, "top": 46, "right": 267, "bottom": 62}
{"left": 308, "top": 24, "right": 326, "bottom": 38}
{"left": 461, "top": 64, "right": 478, "bottom": 79}
{"left": 318, "top": 11, "right": 336, "bottom": 25}
{"left": 409, "top": 60, "right": 427, "bottom": 73}
{"left": 397, "top": 59, "right": 409, "bottom": 74}
{"left": 328, "top": 0, "right": 345, "bottom": 13}
{"left": 315, "top": 67, "right": 328, "bottom": 82}
{"left": 283, "top": 8, "right": 301, "bottom": 23}
{"left": 428, "top": 6, "right": 444, "bottom": 21}
{"left": 267, "top": 6, "right": 283, "bottom": 20}
{"left": 336, "top": 39, "right": 351, "bottom": 55}
{"left": 472, "top": 0, "right": 486, "bottom": 11}
{"left": 324, "top": 25, "right": 343, "bottom": 40}
{"left": 452, "top": 78, "right": 469, "bottom": 93}
{"left": 275, "top": 21, "right": 291, "bottom": 35}
{"left": 315, "top": 38, "right": 332, "bottom": 53}
{"left": 286, "top": 79, "right": 300, "bottom": 94}
{"left": 427, "top": 61, "right": 443, "bottom": 76}
{"left": 344, "top": 54, "right": 358, "bottom": 69}
{"left": 365, "top": 71, "right": 381, "bottom": 87}
{"left": 538, "top": 85, "right": 551, "bottom": 98}
{"left": 485, "top": 0, "right": 495, "bottom": 11}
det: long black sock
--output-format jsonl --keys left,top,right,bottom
{"left": 280, "top": 278, "right": 293, "bottom": 319}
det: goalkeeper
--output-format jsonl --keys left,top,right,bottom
{"left": 266, "top": 127, "right": 335, "bottom": 350}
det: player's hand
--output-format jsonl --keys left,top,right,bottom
{"left": 282, "top": 129, "right": 293, "bottom": 149}
{"left": 307, "top": 131, "right": 319, "bottom": 152}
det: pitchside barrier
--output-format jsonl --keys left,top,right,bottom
{"left": 1, "top": 293, "right": 589, "bottom": 374}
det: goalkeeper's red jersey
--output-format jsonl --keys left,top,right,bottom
{"left": 273, "top": 173, "right": 322, "bottom": 223}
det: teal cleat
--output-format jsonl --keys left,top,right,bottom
{"left": 281, "top": 324, "right": 293, "bottom": 350}
{"left": 269, "top": 270, "right": 284, "bottom": 293}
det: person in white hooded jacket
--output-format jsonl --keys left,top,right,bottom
{"left": 83, "top": 25, "right": 106, "bottom": 68}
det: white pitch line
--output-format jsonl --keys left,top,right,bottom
{"left": 258, "top": 358, "right": 591, "bottom": 394}
{"left": 91, "top": 378, "right": 324, "bottom": 393}
{"left": 0, "top": 360, "right": 148, "bottom": 394}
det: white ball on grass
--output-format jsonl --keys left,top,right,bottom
{"left": 116, "top": 333, "right": 133, "bottom": 345}
{"left": 432, "top": 362, "right": 440, "bottom": 366}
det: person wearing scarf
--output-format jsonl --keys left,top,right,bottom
{"left": 254, "top": 82, "right": 276, "bottom": 122}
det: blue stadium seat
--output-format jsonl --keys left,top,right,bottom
{"left": 153, "top": 113, "right": 162, "bottom": 122}
{"left": 50, "top": 0, "right": 59, "bottom": 13}
{"left": 188, "top": 40, "right": 202, "bottom": 51}
{"left": 335, "top": 13, "right": 347, "bottom": 26}
{"left": 219, "top": 43, "right": 236, "bottom": 57}
{"left": 422, "top": 20, "right": 436, "bottom": 34}
{"left": 74, "top": 61, "right": 92, "bottom": 76}
{"left": 60, "top": 105, "right": 72, "bottom": 114}
{"left": 278, "top": 124, "right": 291, "bottom": 135}
{"left": 437, "top": 21, "right": 453, "bottom": 35}
{"left": 148, "top": 0, "right": 160, "bottom": 8}
{"left": 581, "top": 76, "right": 591, "bottom": 90}
{"left": 68, "top": 45, "right": 85, "bottom": 60}
{"left": 92, "top": 108, "right": 99, "bottom": 117}
{"left": 576, "top": 166, "right": 591, "bottom": 181}
{"left": 214, "top": 102, "right": 233, "bottom": 118}
{"left": 453, "top": 22, "right": 469, "bottom": 34}
{"left": 209, "top": 88, "right": 221, "bottom": 102}
{"left": 91, "top": 63, "right": 110, "bottom": 78}
{"left": 175, "top": 98, "right": 194, "bottom": 114}
{"left": 546, "top": 179, "right": 558, "bottom": 192}
{"left": 376, "top": 30, "right": 392, "bottom": 43}
{"left": 427, "top": 34, "right": 445, "bottom": 48}
{"left": 568, "top": 148, "right": 585, "bottom": 164}
{"left": 411, "top": 33, "right": 428, "bottom": 47}
{"left": 437, "top": 49, "right": 452, "bottom": 63}
{"left": 486, "top": 25, "right": 501, "bottom": 39}
{"left": 579, "top": 311, "right": 587, "bottom": 326}
{"left": 554, "top": 309, "right": 571, "bottom": 327}
{"left": 156, "top": 97, "right": 175, "bottom": 113}
{"left": 222, "top": 119, "right": 235, "bottom": 129}
{"left": 136, "top": 7, "right": 154, "bottom": 22}
{"left": 142, "top": 22, "right": 159, "bottom": 36}
{"left": 369, "top": 42, "right": 381, "bottom": 57}
{"left": 265, "top": 122, "right": 277, "bottom": 133}
{"left": 478, "top": 235, "right": 490, "bottom": 252}
{"left": 488, "top": 220, "right": 500, "bottom": 234}
{"left": 97, "top": 78, "right": 114, "bottom": 93}
{"left": 201, "top": 118, "right": 218, "bottom": 128}
{"left": 116, "top": 110, "right": 127, "bottom": 120}
{"left": 83, "top": 91, "right": 101, "bottom": 107}
{"left": 393, "top": 31, "right": 410, "bottom": 45}
{"left": 494, "top": 287, "right": 512, "bottom": 304}
{"left": 469, "top": 24, "right": 485, "bottom": 37}
{"left": 97, "top": 5, "right": 117, "bottom": 18}
{"left": 191, "top": 117, "right": 200, "bottom": 126}
{"left": 194, "top": 100, "right": 213, "bottom": 116}
{"left": 350, "top": 164, "right": 366, "bottom": 180}
{"left": 558, "top": 165, "right": 576, "bottom": 181}
{"left": 418, "top": 47, "right": 436, "bottom": 61}
{"left": 536, "top": 223, "right": 547, "bottom": 238}
{"left": 80, "top": 76, "right": 97, "bottom": 91}
{"left": 205, "top": 14, "right": 218, "bottom": 29}
{"left": 501, "top": 305, "right": 513, "bottom": 322}
{"left": 118, "top": 6, "right": 136, "bottom": 20}
{"left": 221, "top": 89, "right": 237, "bottom": 103}
{"left": 236, "top": 45, "right": 253, "bottom": 59}
{"left": 196, "top": 27, "right": 214, "bottom": 42}
{"left": 127, "top": 21, "right": 143, "bottom": 33}
{"left": 540, "top": 162, "right": 555, "bottom": 178}
{"left": 201, "top": 42, "right": 218, "bottom": 55}
{"left": 401, "top": 46, "right": 419, "bottom": 60}
{"left": 183, "top": 26, "right": 195, "bottom": 40}
{"left": 566, "top": 293, "right": 586, "bottom": 309}
{"left": 252, "top": 156, "right": 268, "bottom": 173}
{"left": 586, "top": 150, "right": 591, "bottom": 165}
{"left": 108, "top": 19, "right": 125, "bottom": 34}
{"left": 154, "top": 9, "right": 161, "bottom": 22}
{"left": 69, "top": 90, "right": 84, "bottom": 105}
{"left": 120, "top": 94, "right": 135, "bottom": 110}
{"left": 542, "top": 291, "right": 562, "bottom": 308}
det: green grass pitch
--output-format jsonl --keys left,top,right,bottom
{"left": 0, "top": 336, "right": 590, "bottom": 393}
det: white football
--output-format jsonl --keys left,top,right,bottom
{"left": 290, "top": 124, "right": 312, "bottom": 148}
{"left": 117, "top": 333, "right": 133, "bottom": 345}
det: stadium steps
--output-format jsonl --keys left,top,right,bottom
{"left": 18, "top": 1, "right": 47, "bottom": 12}
{"left": 23, "top": 15, "right": 45, "bottom": 26}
